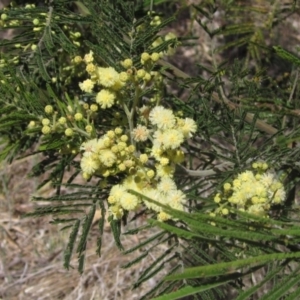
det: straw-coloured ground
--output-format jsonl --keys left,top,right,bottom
{"left": 0, "top": 157, "right": 170, "bottom": 299}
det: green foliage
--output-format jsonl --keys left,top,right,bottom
{"left": 1, "top": 0, "right": 300, "bottom": 299}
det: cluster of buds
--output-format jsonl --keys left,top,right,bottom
{"left": 27, "top": 99, "right": 100, "bottom": 154}
{"left": 80, "top": 128, "right": 135, "bottom": 179}
{"left": 209, "top": 162, "right": 286, "bottom": 221}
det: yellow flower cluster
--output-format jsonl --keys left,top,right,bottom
{"left": 26, "top": 45, "right": 198, "bottom": 222}
{"left": 80, "top": 128, "right": 135, "bottom": 179}
{"left": 78, "top": 51, "right": 125, "bottom": 109}
{"left": 80, "top": 106, "right": 195, "bottom": 220}
{"left": 148, "top": 106, "right": 196, "bottom": 167}
{"left": 108, "top": 175, "right": 187, "bottom": 222}
{"left": 76, "top": 51, "right": 198, "bottom": 221}
{"left": 211, "top": 162, "right": 286, "bottom": 219}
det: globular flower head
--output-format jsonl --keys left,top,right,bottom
{"left": 121, "top": 58, "right": 133, "bottom": 69}
{"left": 79, "top": 79, "right": 95, "bottom": 93}
{"left": 179, "top": 118, "right": 197, "bottom": 138}
{"left": 167, "top": 189, "right": 187, "bottom": 206}
{"left": 141, "top": 52, "right": 150, "bottom": 63}
{"left": 96, "top": 89, "right": 116, "bottom": 109}
{"left": 153, "top": 130, "right": 165, "bottom": 148}
{"left": 109, "top": 184, "right": 127, "bottom": 203}
{"left": 99, "top": 149, "right": 117, "bottom": 167}
{"left": 151, "top": 52, "right": 160, "bottom": 62}
{"left": 86, "top": 63, "right": 96, "bottom": 74}
{"left": 42, "top": 118, "right": 50, "bottom": 126}
{"left": 74, "top": 113, "right": 83, "bottom": 121}
{"left": 151, "top": 146, "right": 163, "bottom": 161}
{"left": 28, "top": 121, "right": 36, "bottom": 128}
{"left": 73, "top": 56, "right": 82, "bottom": 64}
{"left": 80, "top": 139, "right": 98, "bottom": 155}
{"left": 42, "top": 125, "right": 51, "bottom": 135}
{"left": 238, "top": 170, "right": 255, "bottom": 182}
{"left": 44, "top": 105, "right": 54, "bottom": 114}
{"left": 157, "top": 178, "right": 177, "bottom": 194}
{"left": 119, "top": 72, "right": 129, "bottom": 82}
{"left": 139, "top": 154, "right": 148, "bottom": 164}
{"left": 149, "top": 106, "right": 176, "bottom": 130}
{"left": 80, "top": 155, "right": 100, "bottom": 175}
{"left": 90, "top": 104, "right": 98, "bottom": 112}
{"left": 132, "top": 125, "right": 149, "bottom": 142}
{"left": 65, "top": 128, "right": 74, "bottom": 137}
{"left": 85, "top": 125, "right": 93, "bottom": 133}
{"left": 58, "top": 117, "right": 67, "bottom": 125}
{"left": 119, "top": 192, "right": 139, "bottom": 211}
{"left": 136, "top": 69, "right": 146, "bottom": 79}
{"left": 97, "top": 67, "right": 120, "bottom": 88}
{"left": 160, "top": 129, "right": 184, "bottom": 150}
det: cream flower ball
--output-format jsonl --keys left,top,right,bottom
{"left": 149, "top": 106, "right": 176, "bottom": 130}
{"left": 96, "top": 89, "right": 116, "bottom": 109}
{"left": 97, "top": 67, "right": 119, "bottom": 88}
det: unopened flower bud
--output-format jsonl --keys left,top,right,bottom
{"left": 139, "top": 154, "right": 148, "bottom": 164}
{"left": 65, "top": 128, "right": 74, "bottom": 136}
{"left": 222, "top": 208, "right": 229, "bottom": 215}
{"left": 136, "top": 69, "right": 146, "bottom": 79}
{"left": 42, "top": 118, "right": 50, "bottom": 126}
{"left": 28, "top": 121, "right": 36, "bottom": 128}
{"left": 143, "top": 73, "right": 151, "bottom": 81}
{"left": 122, "top": 58, "right": 133, "bottom": 68}
{"left": 44, "top": 105, "right": 53, "bottom": 114}
{"left": 74, "top": 113, "right": 83, "bottom": 121}
{"left": 73, "top": 56, "right": 82, "bottom": 64}
{"left": 119, "top": 72, "right": 129, "bottom": 82}
{"left": 141, "top": 52, "right": 150, "bottom": 62}
{"left": 127, "top": 145, "right": 135, "bottom": 153}
{"left": 120, "top": 135, "right": 128, "bottom": 142}
{"left": 146, "top": 170, "right": 155, "bottom": 178}
{"left": 160, "top": 157, "right": 169, "bottom": 166}
{"left": 90, "top": 104, "right": 98, "bottom": 112}
{"left": 1, "top": 14, "right": 8, "bottom": 21}
{"left": 118, "top": 163, "right": 126, "bottom": 171}
{"left": 32, "top": 18, "right": 39, "bottom": 25}
{"left": 115, "top": 127, "right": 123, "bottom": 135}
{"left": 85, "top": 125, "right": 93, "bottom": 133}
{"left": 151, "top": 52, "right": 160, "bottom": 62}
{"left": 42, "top": 125, "right": 51, "bottom": 135}
{"left": 58, "top": 117, "right": 67, "bottom": 125}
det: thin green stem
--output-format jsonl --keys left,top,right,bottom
{"left": 73, "top": 126, "right": 90, "bottom": 138}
